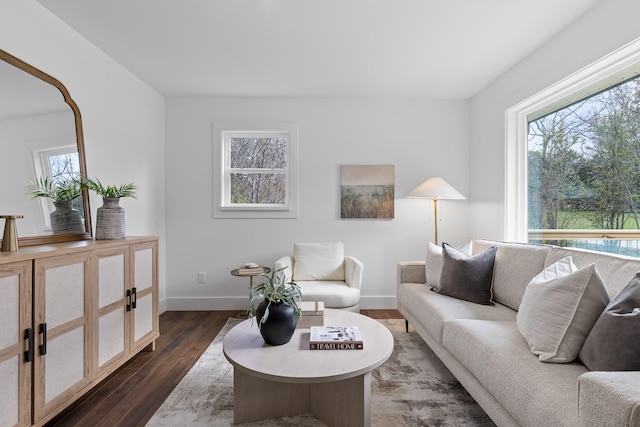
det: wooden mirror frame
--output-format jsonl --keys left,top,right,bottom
{"left": 0, "top": 49, "right": 92, "bottom": 246}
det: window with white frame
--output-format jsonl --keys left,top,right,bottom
{"left": 214, "top": 123, "right": 298, "bottom": 218}
{"left": 506, "top": 39, "right": 640, "bottom": 255}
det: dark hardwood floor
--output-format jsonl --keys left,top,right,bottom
{"left": 46, "top": 309, "right": 402, "bottom": 427}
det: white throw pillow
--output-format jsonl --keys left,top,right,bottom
{"left": 293, "top": 242, "right": 345, "bottom": 281}
{"left": 517, "top": 257, "right": 610, "bottom": 363}
{"left": 426, "top": 241, "right": 471, "bottom": 290}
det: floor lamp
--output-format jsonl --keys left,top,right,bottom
{"left": 406, "top": 177, "right": 465, "bottom": 245}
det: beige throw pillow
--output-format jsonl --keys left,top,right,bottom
{"left": 517, "top": 257, "right": 610, "bottom": 363}
{"left": 293, "top": 242, "right": 345, "bottom": 281}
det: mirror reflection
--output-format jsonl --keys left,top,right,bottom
{"left": 0, "top": 50, "right": 91, "bottom": 244}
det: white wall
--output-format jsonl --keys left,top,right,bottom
{"left": 469, "top": 0, "right": 640, "bottom": 240}
{"left": 165, "top": 97, "right": 470, "bottom": 310}
{"left": 1, "top": 0, "right": 167, "bottom": 304}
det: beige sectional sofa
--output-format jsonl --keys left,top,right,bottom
{"left": 397, "top": 239, "right": 640, "bottom": 427}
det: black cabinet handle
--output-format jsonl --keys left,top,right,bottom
{"left": 126, "top": 289, "right": 132, "bottom": 312}
{"left": 132, "top": 287, "right": 137, "bottom": 310}
{"left": 39, "top": 323, "right": 47, "bottom": 356}
{"left": 24, "top": 328, "right": 33, "bottom": 363}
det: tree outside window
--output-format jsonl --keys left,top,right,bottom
{"left": 228, "top": 135, "right": 288, "bottom": 205}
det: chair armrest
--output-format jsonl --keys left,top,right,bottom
{"left": 344, "top": 256, "right": 363, "bottom": 289}
{"left": 274, "top": 256, "right": 294, "bottom": 280}
{"left": 578, "top": 371, "right": 640, "bottom": 427}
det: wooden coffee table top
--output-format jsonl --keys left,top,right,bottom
{"left": 223, "top": 309, "right": 394, "bottom": 384}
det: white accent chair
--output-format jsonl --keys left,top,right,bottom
{"left": 274, "top": 242, "right": 363, "bottom": 312}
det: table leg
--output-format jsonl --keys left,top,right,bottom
{"left": 237, "top": 277, "right": 255, "bottom": 318}
{"left": 312, "top": 371, "right": 371, "bottom": 427}
{"left": 233, "top": 367, "right": 371, "bottom": 427}
{"left": 233, "top": 368, "right": 309, "bottom": 423}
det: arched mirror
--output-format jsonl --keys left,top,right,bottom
{"left": 0, "top": 49, "right": 92, "bottom": 246}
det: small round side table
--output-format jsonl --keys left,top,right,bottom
{"left": 230, "top": 266, "right": 271, "bottom": 317}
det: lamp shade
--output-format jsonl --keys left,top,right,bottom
{"left": 406, "top": 177, "right": 465, "bottom": 200}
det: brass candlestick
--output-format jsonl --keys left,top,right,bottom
{"left": 1, "top": 215, "right": 23, "bottom": 252}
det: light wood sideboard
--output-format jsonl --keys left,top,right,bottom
{"left": 0, "top": 236, "right": 159, "bottom": 427}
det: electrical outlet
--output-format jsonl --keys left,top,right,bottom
{"left": 197, "top": 272, "right": 206, "bottom": 283}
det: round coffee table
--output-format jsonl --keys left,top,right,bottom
{"left": 223, "top": 309, "right": 394, "bottom": 426}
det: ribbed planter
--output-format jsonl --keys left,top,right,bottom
{"left": 50, "top": 200, "right": 85, "bottom": 234}
{"left": 95, "top": 197, "right": 126, "bottom": 240}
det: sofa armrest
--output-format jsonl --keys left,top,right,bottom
{"left": 396, "top": 261, "right": 426, "bottom": 288}
{"left": 344, "top": 256, "right": 363, "bottom": 289}
{"left": 274, "top": 256, "right": 294, "bottom": 280}
{"left": 578, "top": 371, "right": 640, "bottom": 427}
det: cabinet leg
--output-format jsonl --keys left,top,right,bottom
{"left": 143, "top": 340, "right": 156, "bottom": 352}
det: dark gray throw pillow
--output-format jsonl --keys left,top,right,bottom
{"left": 579, "top": 272, "right": 640, "bottom": 371}
{"left": 434, "top": 243, "right": 496, "bottom": 305}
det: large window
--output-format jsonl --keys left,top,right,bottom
{"left": 213, "top": 123, "right": 298, "bottom": 219}
{"left": 506, "top": 38, "right": 640, "bottom": 255}
{"left": 527, "top": 77, "right": 640, "bottom": 255}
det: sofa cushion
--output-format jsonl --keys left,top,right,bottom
{"left": 293, "top": 242, "right": 345, "bottom": 281}
{"left": 397, "top": 282, "right": 516, "bottom": 342}
{"left": 579, "top": 272, "right": 640, "bottom": 371}
{"left": 297, "top": 280, "right": 360, "bottom": 308}
{"left": 517, "top": 261, "right": 610, "bottom": 363}
{"left": 443, "top": 319, "right": 587, "bottom": 427}
{"left": 545, "top": 246, "right": 640, "bottom": 298}
{"left": 473, "top": 239, "right": 550, "bottom": 310}
{"left": 425, "top": 241, "right": 471, "bottom": 290}
{"left": 436, "top": 243, "right": 496, "bottom": 305}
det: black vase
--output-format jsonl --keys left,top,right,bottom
{"left": 256, "top": 300, "right": 298, "bottom": 346}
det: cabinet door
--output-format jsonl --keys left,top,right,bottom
{"left": 0, "top": 261, "right": 32, "bottom": 427}
{"left": 94, "top": 246, "right": 129, "bottom": 377}
{"left": 33, "top": 252, "right": 92, "bottom": 423}
{"left": 130, "top": 240, "right": 159, "bottom": 353}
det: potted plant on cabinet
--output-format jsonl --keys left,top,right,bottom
{"left": 81, "top": 176, "right": 137, "bottom": 240}
{"left": 249, "top": 267, "right": 302, "bottom": 345}
{"left": 25, "top": 176, "right": 84, "bottom": 234}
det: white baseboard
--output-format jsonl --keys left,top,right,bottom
{"left": 163, "top": 295, "right": 397, "bottom": 311}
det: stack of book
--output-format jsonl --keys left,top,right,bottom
{"left": 236, "top": 264, "right": 264, "bottom": 275}
{"left": 309, "top": 326, "right": 363, "bottom": 350}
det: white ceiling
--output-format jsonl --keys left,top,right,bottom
{"left": 37, "top": 0, "right": 603, "bottom": 99}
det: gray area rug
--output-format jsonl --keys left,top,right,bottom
{"left": 147, "top": 318, "right": 495, "bottom": 426}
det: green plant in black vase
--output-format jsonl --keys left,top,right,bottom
{"left": 249, "top": 267, "right": 302, "bottom": 345}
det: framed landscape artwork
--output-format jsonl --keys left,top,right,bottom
{"left": 340, "top": 165, "right": 394, "bottom": 219}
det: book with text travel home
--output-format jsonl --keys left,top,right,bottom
{"left": 309, "top": 326, "right": 363, "bottom": 350}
